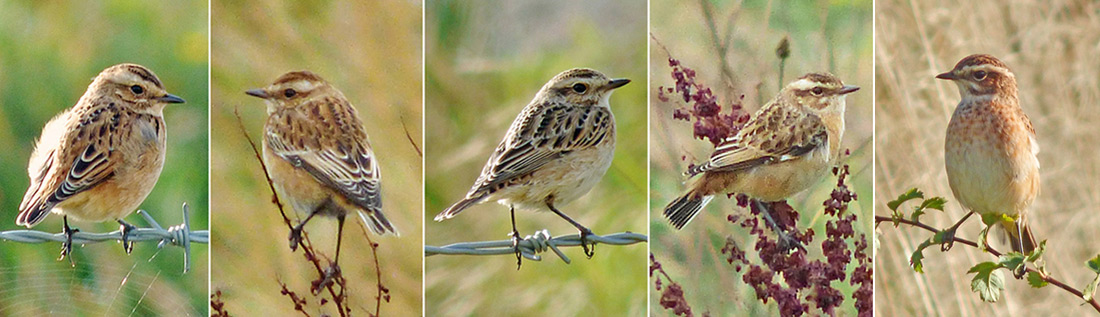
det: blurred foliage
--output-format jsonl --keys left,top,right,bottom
{"left": 425, "top": 0, "right": 647, "bottom": 315}
{"left": 0, "top": 0, "right": 208, "bottom": 315}
{"left": 210, "top": 0, "right": 422, "bottom": 315}
{"left": 875, "top": 0, "right": 1100, "bottom": 315}
{"left": 649, "top": 0, "right": 873, "bottom": 315}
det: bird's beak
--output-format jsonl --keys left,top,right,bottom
{"left": 158, "top": 93, "right": 186, "bottom": 104}
{"left": 935, "top": 71, "right": 956, "bottom": 80}
{"left": 245, "top": 89, "right": 269, "bottom": 99}
{"left": 838, "top": 85, "right": 860, "bottom": 95}
{"left": 607, "top": 78, "right": 631, "bottom": 90}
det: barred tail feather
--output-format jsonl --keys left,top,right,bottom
{"left": 664, "top": 193, "right": 714, "bottom": 229}
{"left": 435, "top": 195, "right": 485, "bottom": 221}
{"left": 358, "top": 209, "right": 399, "bottom": 236}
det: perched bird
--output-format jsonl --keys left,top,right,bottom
{"left": 18, "top": 63, "right": 185, "bottom": 260}
{"left": 937, "top": 54, "right": 1039, "bottom": 257}
{"left": 435, "top": 68, "right": 630, "bottom": 262}
{"left": 247, "top": 71, "right": 397, "bottom": 267}
{"left": 663, "top": 73, "right": 857, "bottom": 248}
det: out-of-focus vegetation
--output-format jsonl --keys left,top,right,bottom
{"left": 0, "top": 1, "right": 208, "bottom": 315}
{"left": 649, "top": 0, "right": 873, "bottom": 315}
{"left": 424, "top": 0, "right": 647, "bottom": 315}
{"left": 875, "top": 0, "right": 1100, "bottom": 315}
{"left": 210, "top": 0, "right": 422, "bottom": 315}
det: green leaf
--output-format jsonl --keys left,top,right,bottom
{"left": 1026, "top": 271, "right": 1048, "bottom": 288}
{"left": 910, "top": 248, "right": 925, "bottom": 273}
{"left": 998, "top": 253, "right": 1026, "bottom": 273}
{"left": 1085, "top": 254, "right": 1100, "bottom": 302}
{"left": 1085, "top": 272, "right": 1099, "bottom": 302}
{"left": 888, "top": 188, "right": 923, "bottom": 211}
{"left": 919, "top": 197, "right": 947, "bottom": 211}
{"left": 1087, "top": 254, "right": 1100, "bottom": 274}
{"left": 1026, "top": 240, "right": 1047, "bottom": 262}
{"left": 968, "top": 261, "right": 1005, "bottom": 302}
{"left": 910, "top": 239, "right": 934, "bottom": 274}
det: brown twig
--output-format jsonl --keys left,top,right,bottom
{"left": 359, "top": 226, "right": 390, "bottom": 317}
{"left": 875, "top": 215, "right": 1100, "bottom": 312}
{"left": 400, "top": 116, "right": 422, "bottom": 158}
{"left": 210, "top": 289, "right": 231, "bottom": 317}
{"left": 233, "top": 106, "right": 349, "bottom": 316}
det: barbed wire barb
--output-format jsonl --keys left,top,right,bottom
{"left": 0, "top": 203, "right": 208, "bottom": 273}
{"left": 425, "top": 230, "right": 647, "bottom": 264}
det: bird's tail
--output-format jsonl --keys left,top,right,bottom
{"left": 663, "top": 192, "right": 714, "bottom": 230}
{"left": 1003, "top": 219, "right": 1037, "bottom": 255}
{"left": 434, "top": 195, "right": 486, "bottom": 221}
{"left": 358, "top": 209, "right": 399, "bottom": 236}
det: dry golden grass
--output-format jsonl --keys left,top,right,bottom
{"left": 209, "top": 1, "right": 422, "bottom": 315}
{"left": 875, "top": 0, "right": 1100, "bottom": 315}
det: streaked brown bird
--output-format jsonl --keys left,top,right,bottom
{"left": 18, "top": 63, "right": 185, "bottom": 260}
{"left": 247, "top": 71, "right": 397, "bottom": 268}
{"left": 435, "top": 68, "right": 629, "bottom": 263}
{"left": 663, "top": 73, "right": 857, "bottom": 249}
{"left": 937, "top": 54, "right": 1039, "bottom": 259}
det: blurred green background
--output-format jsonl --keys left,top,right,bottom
{"left": 649, "top": 0, "right": 872, "bottom": 315}
{"left": 0, "top": 0, "right": 208, "bottom": 315}
{"left": 425, "top": 0, "right": 647, "bottom": 315}
{"left": 210, "top": 0, "right": 422, "bottom": 315}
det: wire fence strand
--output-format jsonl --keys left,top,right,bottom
{"left": 425, "top": 230, "right": 647, "bottom": 264}
{"left": 0, "top": 203, "right": 208, "bottom": 273}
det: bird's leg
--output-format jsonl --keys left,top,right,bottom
{"left": 509, "top": 205, "right": 523, "bottom": 270}
{"left": 59, "top": 216, "right": 79, "bottom": 266}
{"left": 117, "top": 219, "right": 137, "bottom": 254}
{"left": 546, "top": 201, "right": 595, "bottom": 258}
{"left": 753, "top": 200, "right": 803, "bottom": 253}
{"left": 940, "top": 210, "right": 974, "bottom": 252}
{"left": 1013, "top": 221, "right": 1028, "bottom": 279}
{"left": 289, "top": 203, "right": 323, "bottom": 251}
{"left": 315, "top": 213, "right": 345, "bottom": 293}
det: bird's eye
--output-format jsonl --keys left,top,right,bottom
{"left": 130, "top": 85, "right": 143, "bottom": 95}
{"left": 811, "top": 87, "right": 824, "bottom": 96}
{"left": 572, "top": 83, "right": 587, "bottom": 93}
{"left": 973, "top": 70, "right": 987, "bottom": 80}
{"left": 284, "top": 89, "right": 297, "bottom": 98}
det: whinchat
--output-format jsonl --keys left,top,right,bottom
{"left": 937, "top": 54, "right": 1039, "bottom": 257}
{"left": 435, "top": 68, "right": 630, "bottom": 262}
{"left": 247, "top": 71, "right": 397, "bottom": 267}
{"left": 664, "top": 73, "right": 857, "bottom": 248}
{"left": 17, "top": 63, "right": 185, "bottom": 260}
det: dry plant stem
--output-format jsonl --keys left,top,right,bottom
{"left": 874, "top": 215, "right": 1100, "bottom": 312}
{"left": 234, "top": 107, "right": 350, "bottom": 317}
{"left": 359, "top": 225, "right": 386, "bottom": 317}
{"left": 698, "top": 0, "right": 737, "bottom": 90}
{"left": 400, "top": 116, "right": 422, "bottom": 158}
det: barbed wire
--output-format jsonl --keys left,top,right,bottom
{"left": 0, "top": 203, "right": 208, "bottom": 273}
{"left": 425, "top": 230, "right": 647, "bottom": 264}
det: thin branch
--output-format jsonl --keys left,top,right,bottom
{"left": 0, "top": 205, "right": 206, "bottom": 273}
{"left": 875, "top": 215, "right": 1100, "bottom": 312}
{"left": 234, "top": 106, "right": 350, "bottom": 317}
{"left": 425, "top": 230, "right": 647, "bottom": 264}
{"left": 400, "top": 116, "right": 422, "bottom": 158}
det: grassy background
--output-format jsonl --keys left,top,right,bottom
{"left": 0, "top": 0, "right": 209, "bottom": 315}
{"left": 424, "top": 0, "right": 648, "bottom": 315}
{"left": 649, "top": 0, "right": 873, "bottom": 315}
{"left": 209, "top": 0, "right": 423, "bottom": 315}
{"left": 875, "top": 0, "right": 1100, "bottom": 315}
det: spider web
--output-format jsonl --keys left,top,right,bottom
{"left": 0, "top": 259, "right": 198, "bottom": 315}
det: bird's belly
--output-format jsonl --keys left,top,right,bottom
{"left": 54, "top": 142, "right": 165, "bottom": 222}
{"left": 945, "top": 129, "right": 1038, "bottom": 217}
{"left": 495, "top": 144, "right": 614, "bottom": 211}
{"left": 735, "top": 149, "right": 831, "bottom": 202}
{"left": 263, "top": 148, "right": 345, "bottom": 218}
